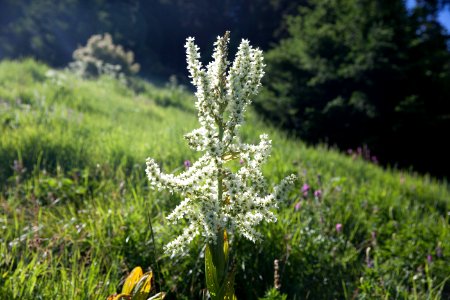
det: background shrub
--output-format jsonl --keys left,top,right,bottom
{"left": 69, "top": 33, "right": 140, "bottom": 78}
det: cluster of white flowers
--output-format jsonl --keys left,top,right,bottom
{"left": 146, "top": 32, "right": 296, "bottom": 256}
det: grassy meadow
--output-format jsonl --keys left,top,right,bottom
{"left": 0, "top": 59, "right": 449, "bottom": 299}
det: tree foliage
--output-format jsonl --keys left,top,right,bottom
{"left": 0, "top": 0, "right": 299, "bottom": 79}
{"left": 256, "top": 0, "right": 450, "bottom": 176}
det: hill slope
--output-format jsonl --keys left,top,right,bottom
{"left": 0, "top": 60, "right": 449, "bottom": 299}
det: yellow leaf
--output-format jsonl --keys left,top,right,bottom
{"left": 222, "top": 154, "right": 232, "bottom": 161}
{"left": 223, "top": 230, "right": 229, "bottom": 260}
{"left": 131, "top": 271, "right": 153, "bottom": 300}
{"left": 122, "top": 267, "right": 143, "bottom": 294}
{"left": 107, "top": 293, "right": 131, "bottom": 300}
{"left": 147, "top": 292, "right": 167, "bottom": 300}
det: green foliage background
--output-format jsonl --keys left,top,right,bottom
{"left": 0, "top": 60, "right": 449, "bottom": 299}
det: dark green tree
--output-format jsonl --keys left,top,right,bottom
{"left": 256, "top": 0, "right": 450, "bottom": 176}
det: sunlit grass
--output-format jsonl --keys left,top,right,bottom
{"left": 0, "top": 59, "right": 448, "bottom": 299}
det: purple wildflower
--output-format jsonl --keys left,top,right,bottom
{"left": 336, "top": 223, "right": 343, "bottom": 233}
{"left": 314, "top": 189, "right": 322, "bottom": 198}
{"left": 302, "top": 184, "right": 310, "bottom": 197}
{"left": 427, "top": 254, "right": 432, "bottom": 263}
{"left": 302, "top": 184, "right": 310, "bottom": 192}
{"left": 294, "top": 202, "right": 302, "bottom": 211}
{"left": 184, "top": 160, "right": 191, "bottom": 169}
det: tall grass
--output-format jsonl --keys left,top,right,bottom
{"left": 0, "top": 59, "right": 448, "bottom": 299}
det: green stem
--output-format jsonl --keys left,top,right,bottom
{"left": 205, "top": 112, "right": 231, "bottom": 299}
{"left": 205, "top": 62, "right": 236, "bottom": 298}
{"left": 215, "top": 121, "right": 227, "bottom": 285}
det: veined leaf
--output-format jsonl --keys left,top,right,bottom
{"left": 219, "top": 269, "right": 236, "bottom": 300}
{"left": 206, "top": 231, "right": 236, "bottom": 300}
{"left": 205, "top": 244, "right": 219, "bottom": 298}
{"left": 122, "top": 267, "right": 144, "bottom": 294}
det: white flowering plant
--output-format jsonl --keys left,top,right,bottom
{"left": 146, "top": 31, "right": 296, "bottom": 299}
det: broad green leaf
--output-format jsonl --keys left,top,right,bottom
{"left": 46, "top": 178, "right": 58, "bottom": 188}
{"left": 219, "top": 270, "right": 236, "bottom": 300}
{"left": 206, "top": 232, "right": 236, "bottom": 300}
{"left": 205, "top": 244, "right": 219, "bottom": 298}
{"left": 122, "top": 267, "right": 143, "bottom": 294}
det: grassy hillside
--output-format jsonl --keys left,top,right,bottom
{"left": 0, "top": 60, "right": 449, "bottom": 299}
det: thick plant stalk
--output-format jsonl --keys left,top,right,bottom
{"left": 206, "top": 108, "right": 235, "bottom": 300}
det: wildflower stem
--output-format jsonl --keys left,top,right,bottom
{"left": 145, "top": 31, "right": 296, "bottom": 298}
{"left": 213, "top": 112, "right": 228, "bottom": 290}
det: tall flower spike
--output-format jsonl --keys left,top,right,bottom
{"left": 146, "top": 32, "right": 296, "bottom": 256}
{"left": 207, "top": 32, "right": 230, "bottom": 104}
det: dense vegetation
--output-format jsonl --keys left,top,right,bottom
{"left": 255, "top": 0, "right": 450, "bottom": 177}
{"left": 0, "top": 60, "right": 449, "bottom": 299}
{"left": 1, "top": 0, "right": 449, "bottom": 177}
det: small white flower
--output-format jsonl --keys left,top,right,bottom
{"left": 146, "top": 32, "right": 296, "bottom": 256}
